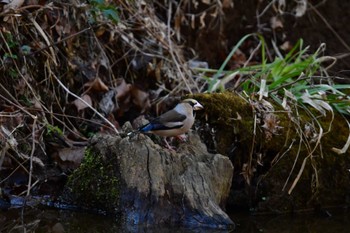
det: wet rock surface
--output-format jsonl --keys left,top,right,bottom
{"left": 63, "top": 126, "right": 234, "bottom": 229}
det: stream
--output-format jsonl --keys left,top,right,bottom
{"left": 1, "top": 207, "right": 349, "bottom": 232}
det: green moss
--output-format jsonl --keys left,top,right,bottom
{"left": 190, "top": 92, "right": 254, "bottom": 155}
{"left": 66, "top": 147, "right": 120, "bottom": 212}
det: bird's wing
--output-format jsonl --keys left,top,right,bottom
{"left": 139, "top": 109, "right": 186, "bottom": 132}
{"left": 158, "top": 109, "right": 187, "bottom": 128}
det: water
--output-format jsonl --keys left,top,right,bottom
{"left": 1, "top": 207, "right": 349, "bottom": 232}
{"left": 231, "top": 209, "right": 350, "bottom": 233}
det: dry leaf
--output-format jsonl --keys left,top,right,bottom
{"left": 222, "top": 0, "right": 234, "bottom": 9}
{"left": 73, "top": 94, "right": 92, "bottom": 111}
{"left": 188, "top": 60, "right": 208, "bottom": 69}
{"left": 191, "top": 14, "right": 195, "bottom": 29}
{"left": 332, "top": 125, "right": 350, "bottom": 154}
{"left": 84, "top": 77, "right": 109, "bottom": 93}
{"left": 280, "top": 41, "right": 292, "bottom": 51}
{"left": 56, "top": 147, "right": 85, "bottom": 169}
{"left": 99, "top": 89, "right": 118, "bottom": 116}
{"left": 277, "top": 0, "right": 286, "bottom": 13}
{"left": 301, "top": 91, "right": 332, "bottom": 116}
{"left": 293, "top": 0, "right": 307, "bottom": 17}
{"left": 199, "top": 12, "right": 206, "bottom": 29}
{"left": 262, "top": 113, "right": 282, "bottom": 140}
{"left": 257, "top": 153, "right": 263, "bottom": 166}
{"left": 33, "top": 100, "right": 43, "bottom": 111}
{"left": 116, "top": 78, "right": 132, "bottom": 99}
{"left": 16, "top": 151, "right": 44, "bottom": 167}
{"left": 3, "top": 0, "right": 24, "bottom": 10}
{"left": 240, "top": 163, "right": 255, "bottom": 185}
{"left": 270, "top": 16, "right": 283, "bottom": 30}
{"left": 174, "top": 11, "right": 182, "bottom": 41}
{"left": 131, "top": 86, "right": 150, "bottom": 113}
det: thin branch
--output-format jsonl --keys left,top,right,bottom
{"left": 309, "top": 2, "right": 350, "bottom": 52}
{"left": 26, "top": 116, "right": 37, "bottom": 196}
{"left": 52, "top": 73, "right": 119, "bottom": 134}
{"left": 167, "top": 1, "right": 194, "bottom": 93}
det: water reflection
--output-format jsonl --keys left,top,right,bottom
{"left": 0, "top": 207, "right": 229, "bottom": 233}
{"left": 1, "top": 207, "right": 349, "bottom": 233}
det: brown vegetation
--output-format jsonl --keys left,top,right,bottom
{"left": 1, "top": 0, "right": 350, "bottom": 215}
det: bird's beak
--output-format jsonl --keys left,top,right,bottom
{"left": 193, "top": 102, "right": 204, "bottom": 110}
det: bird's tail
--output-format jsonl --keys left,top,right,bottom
{"left": 127, "top": 130, "right": 139, "bottom": 137}
{"left": 138, "top": 123, "right": 154, "bottom": 132}
{"left": 127, "top": 122, "right": 153, "bottom": 137}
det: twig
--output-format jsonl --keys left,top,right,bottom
{"left": 288, "top": 154, "right": 310, "bottom": 194}
{"left": 282, "top": 138, "right": 300, "bottom": 192}
{"left": 287, "top": 104, "right": 325, "bottom": 194}
{"left": 0, "top": 159, "right": 29, "bottom": 185}
{"left": 0, "top": 88, "right": 36, "bottom": 119}
{"left": 167, "top": 2, "right": 194, "bottom": 93}
{"left": 30, "top": 17, "right": 58, "bottom": 66}
{"left": 27, "top": 23, "right": 94, "bottom": 57}
{"left": 26, "top": 116, "right": 37, "bottom": 196}
{"left": 309, "top": 2, "right": 350, "bottom": 52}
{"left": 52, "top": 73, "right": 119, "bottom": 134}
{"left": 256, "top": 0, "right": 277, "bottom": 18}
{"left": 0, "top": 141, "right": 9, "bottom": 171}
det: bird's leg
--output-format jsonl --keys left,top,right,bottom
{"left": 175, "top": 134, "right": 187, "bottom": 142}
{"left": 163, "top": 137, "right": 175, "bottom": 150}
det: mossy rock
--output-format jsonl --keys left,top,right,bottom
{"left": 64, "top": 135, "right": 122, "bottom": 213}
{"left": 190, "top": 92, "right": 350, "bottom": 212}
{"left": 190, "top": 92, "right": 254, "bottom": 156}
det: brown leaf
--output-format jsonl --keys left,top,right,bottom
{"left": 174, "top": 11, "right": 182, "bottom": 41}
{"left": 116, "top": 78, "right": 131, "bottom": 99}
{"left": 222, "top": 0, "right": 234, "bottom": 8}
{"left": 33, "top": 100, "right": 43, "bottom": 111}
{"left": 131, "top": 86, "right": 150, "bottom": 113}
{"left": 84, "top": 77, "right": 109, "bottom": 93}
{"left": 73, "top": 94, "right": 92, "bottom": 111}
{"left": 95, "top": 26, "right": 107, "bottom": 38}
{"left": 261, "top": 113, "right": 282, "bottom": 140}
{"left": 56, "top": 147, "right": 85, "bottom": 170}
{"left": 155, "top": 61, "right": 163, "bottom": 83}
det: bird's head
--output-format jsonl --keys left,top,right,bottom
{"left": 182, "top": 98, "right": 204, "bottom": 111}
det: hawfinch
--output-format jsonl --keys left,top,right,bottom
{"left": 136, "top": 98, "right": 203, "bottom": 148}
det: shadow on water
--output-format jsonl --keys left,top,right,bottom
{"left": 1, "top": 207, "right": 350, "bottom": 232}
{"left": 231, "top": 208, "right": 350, "bottom": 233}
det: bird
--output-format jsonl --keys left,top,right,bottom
{"left": 131, "top": 98, "right": 203, "bottom": 149}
